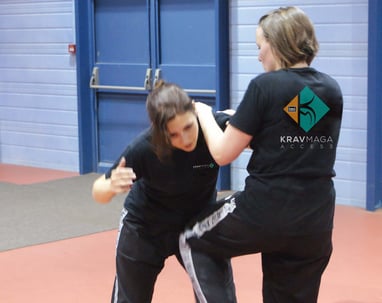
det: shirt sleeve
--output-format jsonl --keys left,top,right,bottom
{"left": 230, "top": 79, "right": 266, "bottom": 136}
{"left": 104, "top": 131, "right": 148, "bottom": 180}
{"left": 104, "top": 145, "right": 132, "bottom": 179}
{"left": 213, "top": 112, "right": 231, "bottom": 130}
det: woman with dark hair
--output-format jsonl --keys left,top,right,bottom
{"left": 180, "top": 6, "right": 343, "bottom": 303}
{"left": 92, "top": 80, "right": 236, "bottom": 303}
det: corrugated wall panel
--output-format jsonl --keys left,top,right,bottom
{"left": 229, "top": 0, "right": 368, "bottom": 208}
{"left": 0, "top": 0, "right": 78, "bottom": 171}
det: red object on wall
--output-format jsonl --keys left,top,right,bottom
{"left": 68, "top": 44, "right": 76, "bottom": 54}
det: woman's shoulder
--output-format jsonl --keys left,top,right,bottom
{"left": 313, "top": 69, "right": 341, "bottom": 86}
{"left": 249, "top": 70, "right": 287, "bottom": 87}
{"left": 122, "top": 128, "right": 153, "bottom": 155}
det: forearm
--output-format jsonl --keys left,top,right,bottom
{"left": 196, "top": 103, "right": 252, "bottom": 166}
{"left": 197, "top": 109, "right": 226, "bottom": 165}
{"left": 92, "top": 175, "right": 117, "bottom": 204}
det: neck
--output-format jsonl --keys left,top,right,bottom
{"left": 290, "top": 62, "right": 309, "bottom": 68}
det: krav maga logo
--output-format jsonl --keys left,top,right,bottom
{"left": 283, "top": 86, "right": 329, "bottom": 132}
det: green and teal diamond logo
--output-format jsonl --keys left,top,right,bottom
{"left": 283, "top": 86, "right": 330, "bottom": 132}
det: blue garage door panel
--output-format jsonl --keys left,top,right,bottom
{"left": 93, "top": 0, "right": 151, "bottom": 171}
{"left": 157, "top": 0, "right": 215, "bottom": 91}
{"left": 98, "top": 93, "right": 149, "bottom": 165}
{"left": 94, "top": 0, "right": 150, "bottom": 88}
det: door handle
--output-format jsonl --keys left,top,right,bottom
{"left": 183, "top": 88, "right": 216, "bottom": 94}
{"left": 89, "top": 67, "right": 152, "bottom": 91}
{"left": 153, "top": 68, "right": 161, "bottom": 88}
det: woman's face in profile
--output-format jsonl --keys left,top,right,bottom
{"left": 166, "top": 111, "right": 199, "bottom": 152}
{"left": 256, "top": 27, "right": 280, "bottom": 72}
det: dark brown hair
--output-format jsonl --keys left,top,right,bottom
{"left": 259, "top": 6, "right": 319, "bottom": 68}
{"left": 146, "top": 80, "right": 194, "bottom": 161}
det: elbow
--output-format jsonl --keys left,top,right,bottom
{"left": 92, "top": 185, "right": 113, "bottom": 204}
{"left": 213, "top": 152, "right": 234, "bottom": 166}
{"left": 215, "top": 158, "right": 231, "bottom": 166}
{"left": 91, "top": 175, "right": 114, "bottom": 204}
{"left": 92, "top": 191, "right": 109, "bottom": 204}
{"left": 212, "top": 148, "right": 238, "bottom": 166}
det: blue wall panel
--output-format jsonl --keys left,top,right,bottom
{"left": 0, "top": 0, "right": 78, "bottom": 171}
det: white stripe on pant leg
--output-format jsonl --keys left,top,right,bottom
{"left": 192, "top": 197, "right": 236, "bottom": 237}
{"left": 113, "top": 208, "right": 128, "bottom": 303}
{"left": 179, "top": 233, "right": 208, "bottom": 303}
{"left": 115, "top": 208, "right": 128, "bottom": 251}
{"left": 179, "top": 197, "right": 237, "bottom": 303}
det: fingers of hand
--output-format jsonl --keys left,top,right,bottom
{"left": 111, "top": 167, "right": 136, "bottom": 193}
{"left": 118, "top": 157, "right": 126, "bottom": 168}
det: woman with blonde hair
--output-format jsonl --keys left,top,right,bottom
{"left": 180, "top": 7, "right": 343, "bottom": 303}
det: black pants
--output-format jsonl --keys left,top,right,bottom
{"left": 179, "top": 192, "right": 333, "bottom": 303}
{"left": 111, "top": 209, "right": 237, "bottom": 303}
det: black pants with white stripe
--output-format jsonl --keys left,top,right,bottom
{"left": 111, "top": 209, "right": 237, "bottom": 303}
{"left": 179, "top": 192, "right": 332, "bottom": 303}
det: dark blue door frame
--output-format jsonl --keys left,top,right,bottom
{"left": 75, "top": 1, "right": 95, "bottom": 173}
{"left": 367, "top": 0, "right": 382, "bottom": 211}
{"left": 74, "top": 1, "right": 230, "bottom": 189}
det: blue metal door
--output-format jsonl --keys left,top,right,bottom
{"left": 90, "top": 0, "right": 151, "bottom": 171}
{"left": 153, "top": 0, "right": 216, "bottom": 93}
{"left": 76, "top": 0, "right": 230, "bottom": 187}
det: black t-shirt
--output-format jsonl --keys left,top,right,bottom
{"left": 106, "top": 113, "right": 230, "bottom": 234}
{"left": 230, "top": 67, "right": 343, "bottom": 235}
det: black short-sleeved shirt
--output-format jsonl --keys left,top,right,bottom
{"left": 230, "top": 68, "right": 343, "bottom": 235}
{"left": 106, "top": 113, "right": 230, "bottom": 234}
